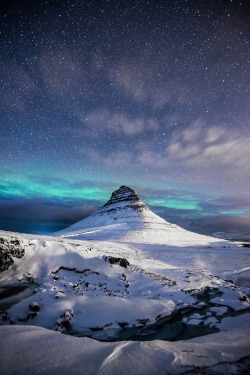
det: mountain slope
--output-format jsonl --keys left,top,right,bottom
{"left": 54, "top": 186, "right": 233, "bottom": 247}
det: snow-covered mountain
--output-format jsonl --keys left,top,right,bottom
{"left": 54, "top": 185, "right": 233, "bottom": 247}
{"left": 1, "top": 186, "right": 249, "bottom": 375}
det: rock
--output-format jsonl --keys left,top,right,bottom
{"left": 108, "top": 257, "right": 121, "bottom": 265}
{"left": 0, "top": 244, "right": 14, "bottom": 271}
{"left": 19, "top": 312, "right": 37, "bottom": 323}
{"left": 29, "top": 302, "right": 41, "bottom": 312}
{"left": 0, "top": 237, "right": 25, "bottom": 272}
{"left": 118, "top": 322, "right": 129, "bottom": 328}
{"left": 120, "top": 258, "right": 130, "bottom": 268}
{"left": 239, "top": 295, "right": 248, "bottom": 302}
{"left": 99, "top": 186, "right": 149, "bottom": 215}
{"left": 23, "top": 272, "right": 34, "bottom": 282}
{"left": 0, "top": 311, "right": 8, "bottom": 321}
{"left": 106, "top": 256, "right": 130, "bottom": 268}
{"left": 55, "top": 310, "right": 74, "bottom": 331}
{"left": 90, "top": 326, "right": 104, "bottom": 331}
{"left": 103, "top": 186, "right": 141, "bottom": 206}
{"left": 137, "top": 318, "right": 150, "bottom": 325}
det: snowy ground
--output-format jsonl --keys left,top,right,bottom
{"left": 0, "top": 229, "right": 250, "bottom": 374}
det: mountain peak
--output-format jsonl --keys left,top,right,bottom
{"left": 103, "top": 186, "right": 140, "bottom": 207}
{"left": 98, "top": 185, "right": 149, "bottom": 214}
{"left": 53, "top": 185, "right": 235, "bottom": 248}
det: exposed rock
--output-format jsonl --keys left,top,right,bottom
{"left": 90, "top": 326, "right": 104, "bottom": 331}
{"left": 103, "top": 186, "right": 141, "bottom": 206}
{"left": 120, "top": 258, "right": 130, "bottom": 268}
{"left": 0, "top": 237, "right": 25, "bottom": 272}
{"left": 51, "top": 266, "right": 92, "bottom": 274}
{"left": 55, "top": 310, "right": 74, "bottom": 331}
{"left": 0, "top": 311, "right": 8, "bottom": 321}
{"left": 29, "top": 302, "right": 41, "bottom": 312}
{"left": 0, "top": 244, "right": 14, "bottom": 271}
{"left": 239, "top": 295, "right": 248, "bottom": 302}
{"left": 105, "top": 256, "right": 130, "bottom": 268}
{"left": 23, "top": 272, "right": 34, "bottom": 282}
{"left": 118, "top": 322, "right": 129, "bottom": 328}
{"left": 137, "top": 318, "right": 150, "bottom": 326}
{"left": 99, "top": 185, "right": 149, "bottom": 215}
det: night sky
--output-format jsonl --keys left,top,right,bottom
{"left": 1, "top": 0, "right": 249, "bottom": 236}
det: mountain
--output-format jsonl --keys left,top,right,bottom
{"left": 1, "top": 188, "right": 249, "bottom": 375}
{"left": 54, "top": 185, "right": 233, "bottom": 247}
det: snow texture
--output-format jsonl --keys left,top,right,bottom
{"left": 53, "top": 186, "right": 236, "bottom": 248}
{"left": 0, "top": 186, "right": 249, "bottom": 374}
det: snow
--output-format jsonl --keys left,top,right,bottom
{"left": 53, "top": 186, "right": 235, "bottom": 248}
{"left": 203, "top": 316, "right": 218, "bottom": 326}
{"left": 0, "top": 315, "right": 250, "bottom": 375}
{"left": 1, "top": 228, "right": 250, "bottom": 374}
{"left": 209, "top": 306, "right": 228, "bottom": 316}
{"left": 0, "top": 187, "right": 249, "bottom": 374}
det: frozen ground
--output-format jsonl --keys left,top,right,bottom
{"left": 0, "top": 229, "right": 250, "bottom": 374}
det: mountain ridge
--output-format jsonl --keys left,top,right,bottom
{"left": 53, "top": 186, "right": 235, "bottom": 247}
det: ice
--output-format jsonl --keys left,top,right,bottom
{"left": 209, "top": 306, "right": 228, "bottom": 316}
{"left": 204, "top": 317, "right": 218, "bottom": 326}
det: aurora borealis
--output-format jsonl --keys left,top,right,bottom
{"left": 1, "top": 0, "right": 249, "bottom": 235}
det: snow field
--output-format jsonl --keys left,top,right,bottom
{"left": 0, "top": 229, "right": 250, "bottom": 374}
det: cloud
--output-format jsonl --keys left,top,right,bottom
{"left": 39, "top": 46, "right": 86, "bottom": 98}
{"left": 182, "top": 215, "right": 250, "bottom": 236}
{"left": 0, "top": 198, "right": 98, "bottom": 234}
{"left": 151, "top": 202, "right": 250, "bottom": 236}
{"left": 142, "top": 185, "right": 250, "bottom": 219}
{"left": 108, "top": 54, "right": 186, "bottom": 107}
{"left": 1, "top": 187, "right": 249, "bottom": 236}
{"left": 134, "top": 119, "right": 250, "bottom": 194}
{"left": 167, "top": 121, "right": 250, "bottom": 173}
{"left": 69, "top": 116, "right": 249, "bottom": 198}
{"left": 76, "top": 110, "right": 160, "bottom": 137}
{"left": 199, "top": 196, "right": 250, "bottom": 217}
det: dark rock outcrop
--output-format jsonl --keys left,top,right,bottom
{"left": 103, "top": 186, "right": 141, "bottom": 206}
{"left": 96, "top": 186, "right": 149, "bottom": 216}
{"left": 29, "top": 302, "right": 41, "bottom": 312}
{"left": 0, "top": 237, "right": 25, "bottom": 272}
{"left": 55, "top": 310, "right": 74, "bottom": 331}
{"left": 105, "top": 256, "right": 130, "bottom": 268}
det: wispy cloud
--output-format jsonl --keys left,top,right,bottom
{"left": 76, "top": 110, "right": 160, "bottom": 136}
{"left": 108, "top": 53, "right": 191, "bottom": 107}
{"left": 39, "top": 46, "right": 87, "bottom": 98}
{"left": 134, "top": 120, "right": 250, "bottom": 193}
{"left": 167, "top": 121, "right": 250, "bottom": 175}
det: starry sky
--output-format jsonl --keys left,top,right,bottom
{"left": 1, "top": 0, "right": 250, "bottom": 236}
